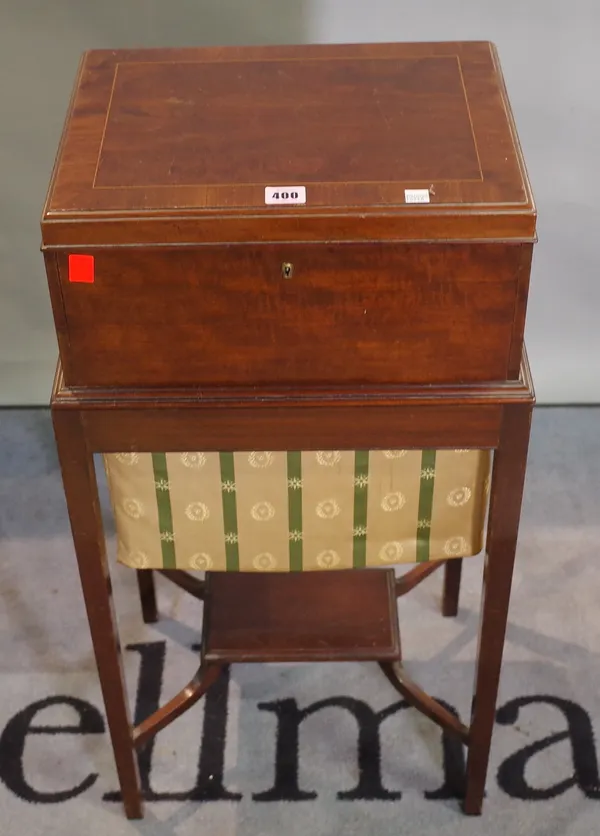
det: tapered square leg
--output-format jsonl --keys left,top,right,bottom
{"left": 137, "top": 570, "right": 158, "bottom": 623}
{"left": 442, "top": 559, "right": 462, "bottom": 617}
{"left": 52, "top": 408, "right": 143, "bottom": 819}
{"left": 464, "top": 404, "right": 533, "bottom": 815}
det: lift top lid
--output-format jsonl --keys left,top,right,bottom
{"left": 42, "top": 41, "right": 536, "bottom": 247}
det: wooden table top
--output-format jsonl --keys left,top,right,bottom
{"left": 42, "top": 42, "right": 535, "bottom": 246}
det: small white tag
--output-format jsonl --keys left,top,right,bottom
{"left": 404, "top": 188, "right": 430, "bottom": 204}
{"left": 265, "top": 186, "right": 306, "bottom": 205}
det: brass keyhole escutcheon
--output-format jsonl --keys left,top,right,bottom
{"left": 282, "top": 262, "right": 294, "bottom": 279}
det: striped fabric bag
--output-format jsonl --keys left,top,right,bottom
{"left": 104, "top": 449, "right": 491, "bottom": 572}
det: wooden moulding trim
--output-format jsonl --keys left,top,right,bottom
{"left": 51, "top": 352, "right": 535, "bottom": 411}
{"left": 41, "top": 235, "right": 538, "bottom": 251}
{"left": 40, "top": 214, "right": 537, "bottom": 248}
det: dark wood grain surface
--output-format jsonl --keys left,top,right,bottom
{"left": 202, "top": 570, "right": 400, "bottom": 663}
{"left": 97, "top": 56, "right": 483, "bottom": 189}
{"left": 53, "top": 242, "right": 532, "bottom": 388}
{"left": 41, "top": 41, "right": 535, "bottom": 246}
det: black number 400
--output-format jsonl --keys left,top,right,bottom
{"left": 272, "top": 191, "right": 299, "bottom": 200}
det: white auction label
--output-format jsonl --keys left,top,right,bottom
{"left": 265, "top": 186, "right": 306, "bottom": 205}
{"left": 404, "top": 188, "right": 430, "bottom": 204}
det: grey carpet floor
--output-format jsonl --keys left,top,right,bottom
{"left": 0, "top": 407, "right": 599, "bottom": 835}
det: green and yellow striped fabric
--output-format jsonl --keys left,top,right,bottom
{"left": 104, "top": 449, "right": 491, "bottom": 572}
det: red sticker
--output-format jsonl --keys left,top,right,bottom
{"left": 68, "top": 254, "right": 95, "bottom": 283}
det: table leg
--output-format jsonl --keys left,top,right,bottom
{"left": 463, "top": 403, "right": 532, "bottom": 815}
{"left": 137, "top": 570, "right": 158, "bottom": 623}
{"left": 52, "top": 408, "right": 143, "bottom": 819}
{"left": 442, "top": 559, "right": 462, "bottom": 617}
